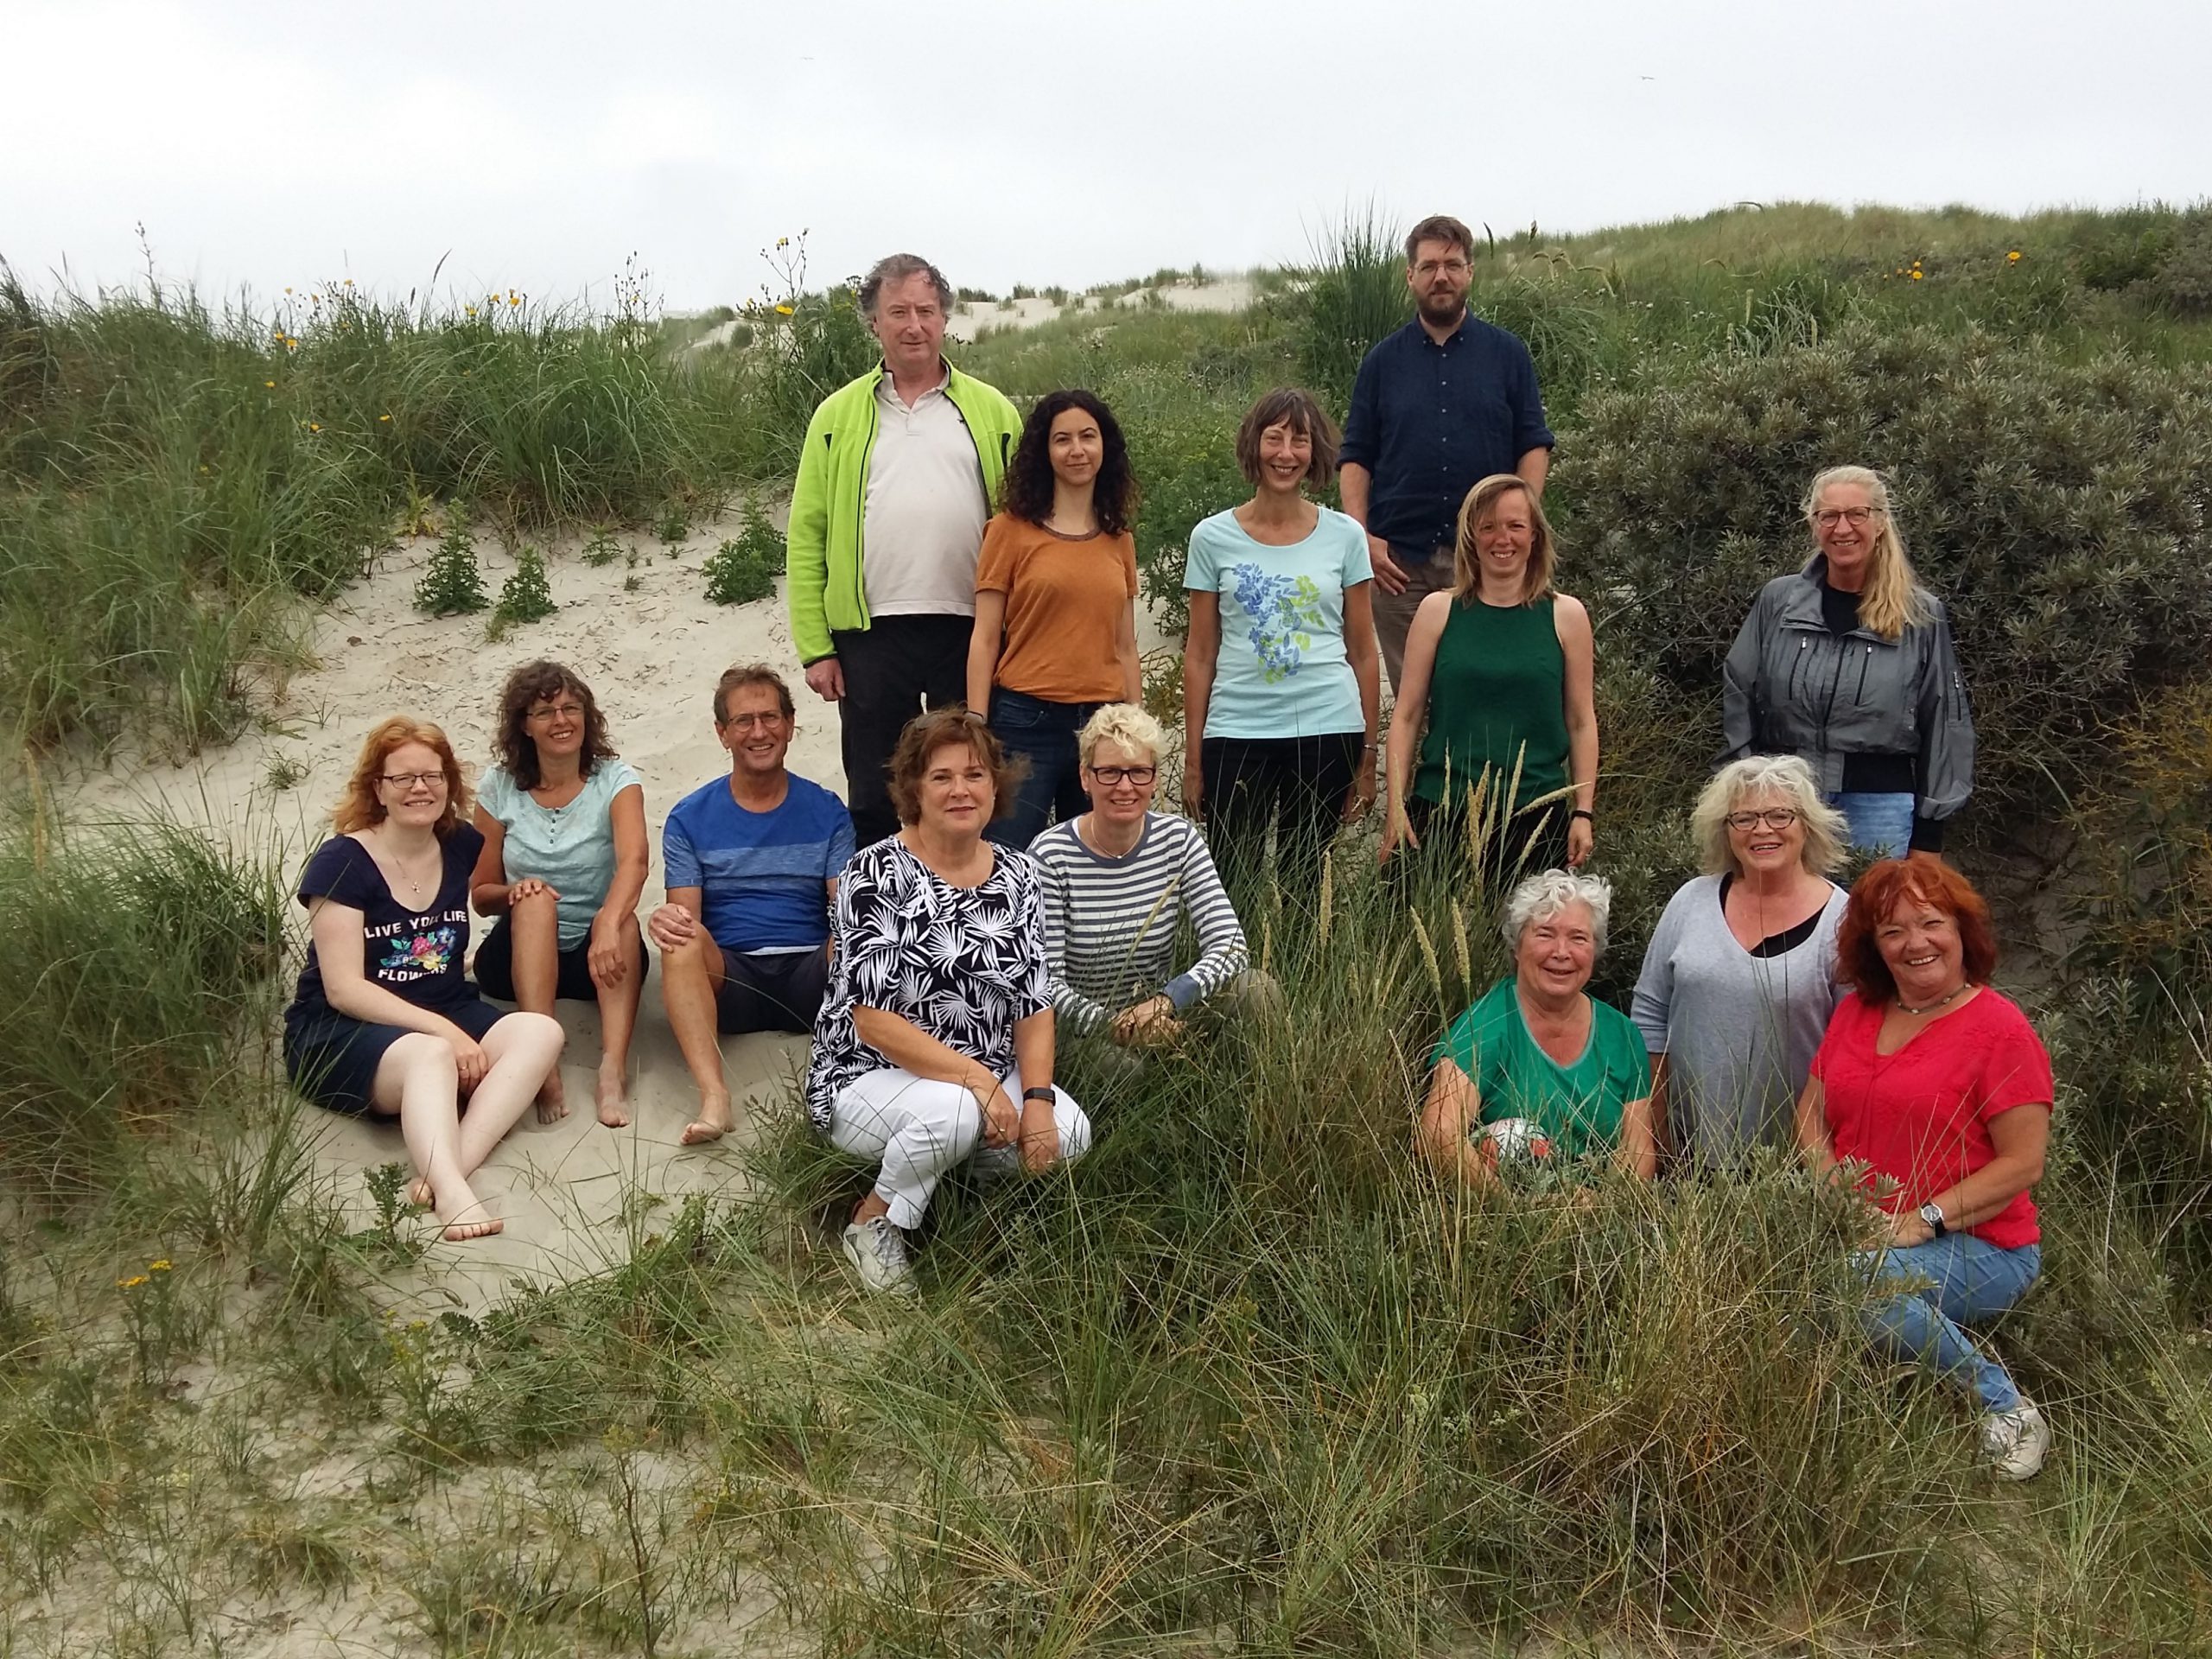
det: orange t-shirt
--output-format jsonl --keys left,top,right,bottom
{"left": 974, "top": 514, "right": 1140, "bottom": 703}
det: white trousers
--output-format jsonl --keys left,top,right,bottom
{"left": 825, "top": 1064, "right": 1090, "bottom": 1230}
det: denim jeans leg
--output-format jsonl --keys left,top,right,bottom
{"left": 988, "top": 689, "right": 1077, "bottom": 849}
{"left": 1853, "top": 1236, "right": 2041, "bottom": 1410}
{"left": 1827, "top": 791, "right": 1916, "bottom": 859}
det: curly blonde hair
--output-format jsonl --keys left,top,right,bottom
{"left": 1690, "top": 756, "right": 1847, "bottom": 877}
{"left": 332, "top": 716, "right": 471, "bottom": 837}
{"left": 1077, "top": 702, "right": 1166, "bottom": 768}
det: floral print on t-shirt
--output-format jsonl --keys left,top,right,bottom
{"left": 1231, "top": 564, "right": 1327, "bottom": 683}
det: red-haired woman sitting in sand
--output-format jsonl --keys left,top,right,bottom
{"left": 282, "top": 717, "right": 565, "bottom": 1241}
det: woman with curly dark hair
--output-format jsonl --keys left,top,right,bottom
{"left": 965, "top": 388, "right": 1142, "bottom": 847}
{"left": 467, "top": 660, "right": 648, "bottom": 1128}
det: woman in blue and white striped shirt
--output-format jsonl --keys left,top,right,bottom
{"left": 1029, "top": 703, "right": 1281, "bottom": 1055}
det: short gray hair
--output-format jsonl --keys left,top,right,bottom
{"left": 1690, "top": 755, "right": 1848, "bottom": 876}
{"left": 859, "top": 253, "right": 953, "bottom": 318}
{"left": 1501, "top": 868, "right": 1613, "bottom": 956}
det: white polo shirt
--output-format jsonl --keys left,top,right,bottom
{"left": 861, "top": 369, "right": 988, "bottom": 617}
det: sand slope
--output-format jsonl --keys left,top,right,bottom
{"left": 65, "top": 511, "right": 843, "bottom": 1310}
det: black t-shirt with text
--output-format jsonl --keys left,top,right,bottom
{"left": 284, "top": 826, "right": 483, "bottom": 1027}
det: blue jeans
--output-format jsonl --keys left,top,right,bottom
{"left": 1827, "top": 791, "right": 1915, "bottom": 858}
{"left": 1852, "top": 1235, "right": 2040, "bottom": 1410}
{"left": 986, "top": 687, "right": 1103, "bottom": 849}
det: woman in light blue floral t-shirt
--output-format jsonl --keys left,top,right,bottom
{"left": 1182, "top": 388, "right": 1380, "bottom": 899}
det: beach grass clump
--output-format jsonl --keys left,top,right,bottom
{"left": 0, "top": 805, "right": 284, "bottom": 1193}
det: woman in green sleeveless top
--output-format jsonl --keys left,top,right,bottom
{"left": 1380, "top": 473, "right": 1598, "bottom": 879}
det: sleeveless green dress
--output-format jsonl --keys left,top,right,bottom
{"left": 1414, "top": 596, "right": 1570, "bottom": 822}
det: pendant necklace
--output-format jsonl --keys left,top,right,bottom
{"left": 1897, "top": 982, "right": 1968, "bottom": 1017}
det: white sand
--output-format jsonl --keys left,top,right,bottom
{"left": 59, "top": 507, "right": 1173, "bottom": 1312}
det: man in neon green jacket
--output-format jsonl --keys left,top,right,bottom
{"left": 787, "top": 253, "right": 1025, "bottom": 847}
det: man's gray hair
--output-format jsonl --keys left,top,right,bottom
{"left": 859, "top": 253, "right": 954, "bottom": 319}
{"left": 1500, "top": 868, "right": 1613, "bottom": 956}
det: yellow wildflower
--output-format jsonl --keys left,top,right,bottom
{"left": 149, "top": 1259, "right": 172, "bottom": 1272}
{"left": 774, "top": 303, "right": 794, "bottom": 316}
{"left": 378, "top": 413, "right": 391, "bottom": 422}
{"left": 264, "top": 379, "right": 276, "bottom": 388}
{"left": 2007, "top": 250, "right": 2023, "bottom": 263}
{"left": 1910, "top": 270, "right": 1923, "bottom": 281}
{"left": 308, "top": 422, "right": 321, "bottom": 432}
{"left": 343, "top": 277, "right": 354, "bottom": 286}
{"left": 118, "top": 1274, "right": 149, "bottom": 1289}
{"left": 466, "top": 305, "right": 477, "bottom": 317}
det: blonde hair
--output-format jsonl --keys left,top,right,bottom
{"left": 333, "top": 716, "right": 470, "bottom": 836}
{"left": 1452, "top": 474, "right": 1555, "bottom": 606}
{"left": 1690, "top": 756, "right": 1847, "bottom": 877}
{"left": 1077, "top": 702, "right": 1165, "bottom": 768}
{"left": 1804, "top": 465, "right": 1930, "bottom": 640}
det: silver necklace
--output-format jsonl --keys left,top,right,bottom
{"left": 1897, "top": 982, "right": 1969, "bottom": 1017}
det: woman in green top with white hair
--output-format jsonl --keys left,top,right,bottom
{"left": 1419, "top": 868, "right": 1656, "bottom": 1188}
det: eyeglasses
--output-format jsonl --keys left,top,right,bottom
{"left": 1813, "top": 507, "right": 1882, "bottom": 530}
{"left": 381, "top": 771, "right": 448, "bottom": 791}
{"left": 525, "top": 702, "right": 585, "bottom": 723}
{"left": 1413, "top": 259, "right": 1471, "bottom": 278}
{"left": 1725, "top": 809, "right": 1800, "bottom": 831}
{"left": 1088, "top": 766, "right": 1157, "bottom": 785}
{"left": 721, "top": 712, "right": 787, "bottom": 733}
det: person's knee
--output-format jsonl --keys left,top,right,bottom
{"left": 500, "top": 1010, "right": 567, "bottom": 1058}
{"left": 1057, "top": 1096, "right": 1092, "bottom": 1162}
{"left": 1224, "top": 968, "right": 1285, "bottom": 1024}
{"left": 658, "top": 929, "right": 711, "bottom": 982}
{"left": 390, "top": 1032, "right": 458, "bottom": 1079}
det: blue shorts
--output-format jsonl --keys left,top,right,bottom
{"left": 283, "top": 995, "right": 505, "bottom": 1116}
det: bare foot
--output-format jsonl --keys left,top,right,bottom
{"left": 680, "top": 1093, "right": 733, "bottom": 1147}
{"left": 433, "top": 1182, "right": 503, "bottom": 1242}
{"left": 595, "top": 1062, "right": 631, "bottom": 1129}
{"left": 534, "top": 1071, "right": 569, "bottom": 1126}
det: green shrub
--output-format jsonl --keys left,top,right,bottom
{"left": 1563, "top": 321, "right": 2212, "bottom": 824}
{"left": 702, "top": 499, "right": 787, "bottom": 606}
{"left": 412, "top": 516, "right": 487, "bottom": 616}
{"left": 487, "top": 543, "right": 556, "bottom": 637}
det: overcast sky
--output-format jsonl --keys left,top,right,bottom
{"left": 9, "top": 0, "right": 2208, "bottom": 314}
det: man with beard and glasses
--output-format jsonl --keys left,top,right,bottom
{"left": 1339, "top": 213, "right": 1556, "bottom": 692}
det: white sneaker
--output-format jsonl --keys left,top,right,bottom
{"left": 841, "top": 1217, "right": 915, "bottom": 1296}
{"left": 1980, "top": 1401, "right": 2050, "bottom": 1480}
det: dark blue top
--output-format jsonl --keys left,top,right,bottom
{"left": 285, "top": 826, "right": 485, "bottom": 1033}
{"left": 662, "top": 772, "right": 855, "bottom": 954}
{"left": 1338, "top": 314, "right": 1554, "bottom": 555}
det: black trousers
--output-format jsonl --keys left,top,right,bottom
{"left": 1200, "top": 732, "right": 1362, "bottom": 905}
{"left": 832, "top": 613, "right": 972, "bottom": 849}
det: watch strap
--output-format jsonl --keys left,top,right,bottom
{"left": 1021, "top": 1085, "right": 1057, "bottom": 1103}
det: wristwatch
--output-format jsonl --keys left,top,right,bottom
{"left": 1917, "top": 1200, "right": 1948, "bottom": 1237}
{"left": 1022, "top": 1086, "right": 1057, "bottom": 1103}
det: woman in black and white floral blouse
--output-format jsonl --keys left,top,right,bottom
{"left": 806, "top": 707, "right": 1090, "bottom": 1294}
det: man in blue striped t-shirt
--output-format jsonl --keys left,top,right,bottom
{"left": 651, "top": 664, "right": 855, "bottom": 1146}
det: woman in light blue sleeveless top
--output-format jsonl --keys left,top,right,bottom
{"left": 468, "top": 661, "right": 647, "bottom": 1128}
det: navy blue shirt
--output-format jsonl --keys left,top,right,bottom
{"left": 1339, "top": 314, "right": 1554, "bottom": 554}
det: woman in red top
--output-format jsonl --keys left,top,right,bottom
{"left": 1795, "top": 859, "right": 2055, "bottom": 1479}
